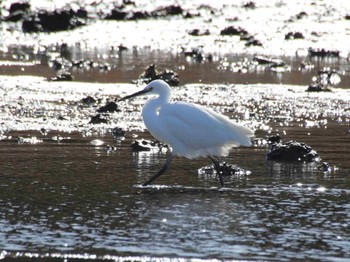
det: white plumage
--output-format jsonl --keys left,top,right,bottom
{"left": 120, "top": 79, "right": 254, "bottom": 186}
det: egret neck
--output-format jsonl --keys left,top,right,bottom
{"left": 141, "top": 84, "right": 171, "bottom": 143}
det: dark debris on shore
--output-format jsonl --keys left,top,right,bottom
{"left": 130, "top": 139, "right": 168, "bottom": 152}
{"left": 307, "top": 68, "right": 342, "bottom": 92}
{"left": 0, "top": 1, "right": 344, "bottom": 58}
{"left": 2, "top": 1, "right": 188, "bottom": 33}
{"left": 3, "top": 1, "right": 87, "bottom": 32}
{"left": 134, "top": 64, "right": 179, "bottom": 86}
{"left": 0, "top": 0, "right": 348, "bottom": 93}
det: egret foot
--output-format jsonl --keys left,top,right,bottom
{"left": 208, "top": 155, "right": 224, "bottom": 187}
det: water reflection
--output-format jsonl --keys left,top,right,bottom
{"left": 1, "top": 115, "right": 350, "bottom": 261}
{"left": 267, "top": 161, "right": 320, "bottom": 179}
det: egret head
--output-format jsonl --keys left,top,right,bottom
{"left": 119, "top": 80, "right": 171, "bottom": 102}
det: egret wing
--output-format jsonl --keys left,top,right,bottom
{"left": 159, "top": 102, "right": 253, "bottom": 158}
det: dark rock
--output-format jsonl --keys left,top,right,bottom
{"left": 158, "top": 70, "right": 179, "bottom": 86}
{"left": 151, "top": 5, "right": 183, "bottom": 17}
{"left": 40, "top": 128, "right": 48, "bottom": 136}
{"left": 142, "top": 64, "right": 158, "bottom": 80}
{"left": 307, "top": 83, "right": 332, "bottom": 92}
{"left": 345, "top": 14, "right": 350, "bottom": 20}
{"left": 267, "top": 134, "right": 282, "bottom": 144}
{"left": 75, "top": 8, "right": 88, "bottom": 18}
{"left": 97, "top": 101, "right": 120, "bottom": 113}
{"left": 48, "top": 72, "right": 74, "bottom": 81}
{"left": 50, "top": 57, "right": 72, "bottom": 71}
{"left": 130, "top": 139, "right": 166, "bottom": 152}
{"left": 136, "top": 64, "right": 179, "bottom": 86}
{"left": 295, "top": 11, "right": 307, "bottom": 19}
{"left": 244, "top": 36, "right": 263, "bottom": 47}
{"left": 38, "top": 9, "right": 86, "bottom": 31}
{"left": 253, "top": 55, "right": 288, "bottom": 72}
{"left": 318, "top": 162, "right": 332, "bottom": 172}
{"left": 104, "top": 4, "right": 183, "bottom": 21}
{"left": 220, "top": 26, "right": 248, "bottom": 36}
{"left": 254, "top": 134, "right": 282, "bottom": 148}
{"left": 81, "top": 96, "right": 97, "bottom": 105}
{"left": 216, "top": 162, "right": 247, "bottom": 176}
{"left": 122, "top": 0, "right": 136, "bottom": 6}
{"left": 90, "top": 114, "right": 109, "bottom": 124}
{"left": 112, "top": 127, "right": 125, "bottom": 137}
{"left": 5, "top": 2, "right": 31, "bottom": 22}
{"left": 285, "top": 32, "right": 304, "bottom": 40}
{"left": 22, "top": 17, "right": 41, "bottom": 32}
{"left": 240, "top": 34, "right": 252, "bottom": 41}
{"left": 9, "top": 2, "right": 31, "bottom": 14}
{"left": 118, "top": 44, "right": 128, "bottom": 51}
{"left": 311, "top": 31, "right": 322, "bottom": 37}
{"left": 299, "top": 61, "right": 315, "bottom": 70}
{"left": 105, "top": 9, "right": 127, "bottom": 20}
{"left": 253, "top": 55, "right": 271, "bottom": 65}
{"left": 57, "top": 115, "right": 67, "bottom": 121}
{"left": 184, "top": 49, "right": 204, "bottom": 63}
{"left": 253, "top": 55, "right": 285, "bottom": 66}
{"left": 198, "top": 162, "right": 249, "bottom": 177}
{"left": 22, "top": 8, "right": 86, "bottom": 33}
{"left": 242, "top": 2, "right": 256, "bottom": 9}
{"left": 127, "top": 11, "right": 149, "bottom": 20}
{"left": 188, "top": 29, "right": 210, "bottom": 36}
{"left": 267, "top": 140, "right": 320, "bottom": 162}
{"left": 308, "top": 48, "right": 340, "bottom": 58}
{"left": 103, "top": 0, "right": 136, "bottom": 20}
{"left": 131, "top": 139, "right": 154, "bottom": 151}
{"left": 183, "top": 11, "right": 200, "bottom": 19}
{"left": 307, "top": 68, "right": 341, "bottom": 92}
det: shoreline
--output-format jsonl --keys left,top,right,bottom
{"left": 1, "top": 47, "right": 349, "bottom": 88}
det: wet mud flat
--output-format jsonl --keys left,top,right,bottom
{"left": 1, "top": 0, "right": 350, "bottom": 261}
{"left": 1, "top": 0, "right": 350, "bottom": 88}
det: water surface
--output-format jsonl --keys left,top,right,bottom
{"left": 0, "top": 79, "right": 349, "bottom": 261}
{"left": 0, "top": 0, "right": 350, "bottom": 260}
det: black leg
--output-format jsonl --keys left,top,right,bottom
{"left": 208, "top": 155, "right": 224, "bottom": 187}
{"left": 142, "top": 154, "right": 174, "bottom": 186}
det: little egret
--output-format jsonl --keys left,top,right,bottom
{"left": 120, "top": 80, "right": 254, "bottom": 187}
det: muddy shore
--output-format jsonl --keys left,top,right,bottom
{"left": 1, "top": 0, "right": 350, "bottom": 88}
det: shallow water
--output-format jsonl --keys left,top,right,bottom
{"left": 1, "top": 76, "right": 350, "bottom": 261}
{"left": 1, "top": 0, "right": 350, "bottom": 260}
{"left": 0, "top": 127, "right": 349, "bottom": 261}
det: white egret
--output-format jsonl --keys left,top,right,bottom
{"left": 120, "top": 80, "right": 254, "bottom": 187}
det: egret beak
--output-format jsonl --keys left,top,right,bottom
{"left": 119, "top": 88, "right": 151, "bottom": 102}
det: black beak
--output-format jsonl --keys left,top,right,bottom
{"left": 119, "top": 89, "right": 150, "bottom": 102}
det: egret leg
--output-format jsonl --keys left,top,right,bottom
{"left": 208, "top": 155, "right": 224, "bottom": 187}
{"left": 142, "top": 154, "right": 174, "bottom": 186}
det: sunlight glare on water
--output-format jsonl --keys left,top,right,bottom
{"left": 0, "top": 83, "right": 349, "bottom": 260}
{"left": 0, "top": 0, "right": 350, "bottom": 260}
